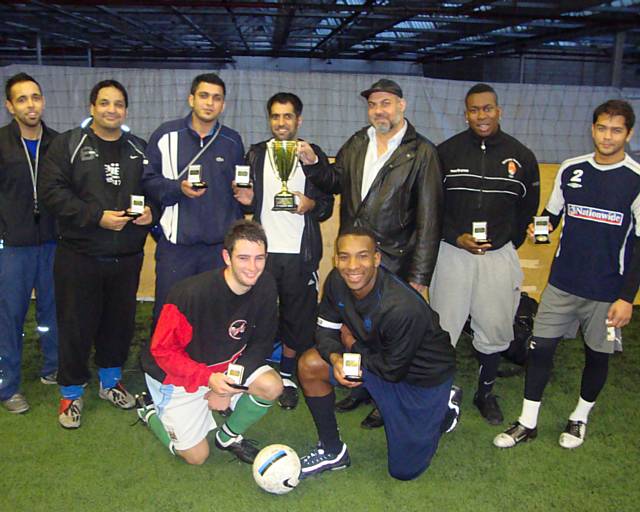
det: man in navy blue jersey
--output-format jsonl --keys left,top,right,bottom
{"left": 495, "top": 99, "right": 640, "bottom": 450}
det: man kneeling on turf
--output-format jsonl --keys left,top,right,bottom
{"left": 139, "top": 220, "right": 282, "bottom": 465}
{"left": 298, "top": 227, "right": 456, "bottom": 480}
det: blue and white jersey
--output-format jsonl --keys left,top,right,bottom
{"left": 546, "top": 153, "right": 640, "bottom": 302}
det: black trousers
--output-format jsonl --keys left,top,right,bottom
{"left": 54, "top": 245, "right": 143, "bottom": 387}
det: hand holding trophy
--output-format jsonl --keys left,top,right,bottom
{"left": 267, "top": 139, "right": 299, "bottom": 211}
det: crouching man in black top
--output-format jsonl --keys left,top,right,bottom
{"left": 298, "top": 226, "right": 456, "bottom": 481}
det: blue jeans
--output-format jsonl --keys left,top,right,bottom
{"left": 0, "top": 243, "right": 58, "bottom": 400}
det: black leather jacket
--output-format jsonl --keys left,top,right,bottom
{"left": 307, "top": 121, "right": 442, "bottom": 286}
{"left": 245, "top": 140, "right": 334, "bottom": 272}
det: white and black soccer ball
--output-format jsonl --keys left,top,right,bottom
{"left": 252, "top": 444, "right": 301, "bottom": 495}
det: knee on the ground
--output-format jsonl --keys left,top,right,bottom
{"left": 178, "top": 443, "right": 210, "bottom": 466}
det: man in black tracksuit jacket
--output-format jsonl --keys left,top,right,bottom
{"left": 236, "top": 92, "right": 334, "bottom": 410}
{"left": 430, "top": 83, "right": 540, "bottom": 426}
{"left": 297, "top": 227, "right": 455, "bottom": 480}
{"left": 39, "top": 80, "right": 156, "bottom": 429}
{"left": 0, "top": 73, "right": 58, "bottom": 414}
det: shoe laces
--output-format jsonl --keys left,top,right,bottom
{"left": 567, "top": 421, "right": 584, "bottom": 438}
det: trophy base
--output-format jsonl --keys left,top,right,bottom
{"left": 272, "top": 194, "right": 297, "bottom": 211}
{"left": 235, "top": 182, "right": 252, "bottom": 188}
{"left": 534, "top": 234, "right": 550, "bottom": 244}
{"left": 125, "top": 210, "right": 143, "bottom": 219}
{"left": 191, "top": 181, "right": 208, "bottom": 190}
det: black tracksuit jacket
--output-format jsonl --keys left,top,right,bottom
{"left": 437, "top": 127, "right": 540, "bottom": 250}
{"left": 316, "top": 267, "right": 455, "bottom": 388}
{"left": 0, "top": 120, "right": 58, "bottom": 246}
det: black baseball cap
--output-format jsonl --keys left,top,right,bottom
{"left": 360, "top": 79, "right": 403, "bottom": 99}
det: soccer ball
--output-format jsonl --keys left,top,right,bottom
{"left": 252, "top": 444, "right": 301, "bottom": 495}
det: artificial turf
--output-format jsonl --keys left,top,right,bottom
{"left": 2, "top": 302, "right": 639, "bottom": 512}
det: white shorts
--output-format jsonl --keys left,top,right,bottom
{"left": 144, "top": 365, "right": 273, "bottom": 452}
{"left": 430, "top": 241, "right": 523, "bottom": 354}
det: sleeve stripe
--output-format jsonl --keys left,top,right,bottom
{"left": 317, "top": 317, "right": 342, "bottom": 330}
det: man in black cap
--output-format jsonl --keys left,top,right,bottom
{"left": 306, "top": 78, "right": 445, "bottom": 428}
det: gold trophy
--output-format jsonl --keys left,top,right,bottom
{"left": 267, "top": 140, "right": 298, "bottom": 211}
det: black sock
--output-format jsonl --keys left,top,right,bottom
{"left": 524, "top": 337, "right": 560, "bottom": 401}
{"left": 580, "top": 345, "right": 609, "bottom": 402}
{"left": 476, "top": 351, "right": 500, "bottom": 398}
{"left": 280, "top": 355, "right": 296, "bottom": 380}
{"left": 304, "top": 391, "right": 342, "bottom": 453}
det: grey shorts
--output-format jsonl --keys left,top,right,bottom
{"left": 533, "top": 284, "right": 618, "bottom": 354}
{"left": 430, "top": 241, "right": 523, "bottom": 354}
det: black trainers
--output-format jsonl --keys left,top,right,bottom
{"left": 473, "top": 393, "right": 503, "bottom": 425}
{"left": 214, "top": 432, "right": 259, "bottom": 464}
{"left": 300, "top": 442, "right": 350, "bottom": 479}
{"left": 493, "top": 421, "right": 538, "bottom": 448}
{"left": 441, "top": 385, "right": 463, "bottom": 433}
{"left": 278, "top": 384, "right": 299, "bottom": 410}
{"left": 558, "top": 420, "right": 586, "bottom": 449}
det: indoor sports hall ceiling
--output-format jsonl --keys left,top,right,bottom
{"left": 1, "top": 1, "right": 638, "bottom": 66}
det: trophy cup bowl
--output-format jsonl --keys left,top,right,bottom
{"left": 268, "top": 140, "right": 298, "bottom": 211}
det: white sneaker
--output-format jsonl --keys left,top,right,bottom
{"left": 99, "top": 382, "right": 136, "bottom": 410}
{"left": 559, "top": 420, "right": 586, "bottom": 449}
{"left": 58, "top": 398, "right": 83, "bottom": 429}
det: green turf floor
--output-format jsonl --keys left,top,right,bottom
{"left": 2, "top": 302, "right": 639, "bottom": 511}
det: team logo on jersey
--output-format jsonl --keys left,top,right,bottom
{"left": 567, "top": 204, "right": 624, "bottom": 226}
{"left": 228, "top": 319, "right": 247, "bottom": 340}
{"left": 449, "top": 168, "right": 469, "bottom": 174}
{"left": 502, "top": 158, "right": 521, "bottom": 178}
{"left": 567, "top": 169, "right": 584, "bottom": 189}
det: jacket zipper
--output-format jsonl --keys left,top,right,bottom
{"left": 478, "top": 140, "right": 486, "bottom": 209}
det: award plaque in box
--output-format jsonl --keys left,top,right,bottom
{"left": 533, "top": 216, "right": 550, "bottom": 244}
{"left": 187, "top": 164, "right": 208, "bottom": 189}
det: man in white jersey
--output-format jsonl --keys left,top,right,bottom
{"left": 494, "top": 99, "right": 640, "bottom": 449}
{"left": 234, "top": 92, "right": 334, "bottom": 410}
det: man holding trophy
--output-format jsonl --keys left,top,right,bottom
{"left": 234, "top": 92, "right": 333, "bottom": 410}
{"left": 429, "top": 83, "right": 540, "bottom": 426}
{"left": 38, "top": 80, "right": 155, "bottom": 429}
{"left": 142, "top": 73, "right": 245, "bottom": 326}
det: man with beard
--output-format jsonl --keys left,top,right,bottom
{"left": 233, "top": 92, "right": 333, "bottom": 410}
{"left": 0, "top": 72, "right": 58, "bottom": 413}
{"left": 305, "top": 78, "right": 447, "bottom": 429}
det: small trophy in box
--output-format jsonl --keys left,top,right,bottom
{"left": 342, "top": 353, "right": 362, "bottom": 382}
{"left": 472, "top": 221, "right": 489, "bottom": 243}
{"left": 126, "top": 194, "right": 145, "bottom": 218}
{"left": 606, "top": 322, "right": 617, "bottom": 343}
{"left": 226, "top": 363, "right": 248, "bottom": 390}
{"left": 267, "top": 140, "right": 298, "bottom": 211}
{"left": 533, "top": 216, "right": 550, "bottom": 244}
{"left": 187, "top": 164, "right": 207, "bottom": 189}
{"left": 235, "top": 165, "right": 251, "bottom": 188}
